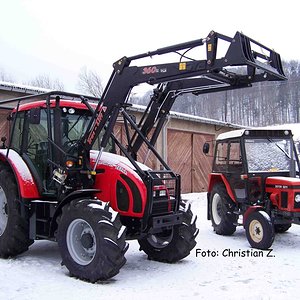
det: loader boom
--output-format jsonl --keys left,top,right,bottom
{"left": 82, "top": 30, "right": 285, "bottom": 160}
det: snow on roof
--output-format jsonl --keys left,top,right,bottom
{"left": 216, "top": 129, "right": 247, "bottom": 140}
{"left": 130, "top": 103, "right": 243, "bottom": 129}
{"left": 259, "top": 123, "right": 300, "bottom": 142}
{"left": 0, "top": 80, "right": 51, "bottom": 94}
{"left": 216, "top": 127, "right": 296, "bottom": 141}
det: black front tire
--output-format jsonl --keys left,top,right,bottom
{"left": 138, "top": 203, "right": 198, "bottom": 263}
{"left": 57, "top": 200, "right": 128, "bottom": 282}
{"left": 209, "top": 184, "right": 238, "bottom": 235}
{"left": 0, "top": 167, "right": 33, "bottom": 258}
{"left": 245, "top": 210, "right": 275, "bottom": 250}
{"left": 274, "top": 223, "right": 291, "bottom": 233}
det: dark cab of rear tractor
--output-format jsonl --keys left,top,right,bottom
{"left": 205, "top": 128, "right": 300, "bottom": 248}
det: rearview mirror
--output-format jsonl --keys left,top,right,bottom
{"left": 29, "top": 108, "right": 41, "bottom": 124}
{"left": 203, "top": 142, "right": 210, "bottom": 154}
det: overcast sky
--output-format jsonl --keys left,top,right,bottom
{"left": 1, "top": 0, "right": 299, "bottom": 93}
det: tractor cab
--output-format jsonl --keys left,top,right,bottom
{"left": 211, "top": 129, "right": 299, "bottom": 204}
{"left": 206, "top": 128, "right": 300, "bottom": 250}
{"left": 8, "top": 99, "right": 114, "bottom": 195}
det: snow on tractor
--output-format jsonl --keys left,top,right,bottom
{"left": 0, "top": 30, "right": 285, "bottom": 282}
{"left": 204, "top": 128, "right": 300, "bottom": 249}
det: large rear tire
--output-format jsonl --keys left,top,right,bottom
{"left": 0, "top": 167, "right": 33, "bottom": 258}
{"left": 138, "top": 203, "right": 198, "bottom": 263}
{"left": 209, "top": 184, "right": 238, "bottom": 235}
{"left": 57, "top": 200, "right": 128, "bottom": 282}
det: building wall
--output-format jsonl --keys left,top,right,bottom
{"left": 115, "top": 110, "right": 240, "bottom": 193}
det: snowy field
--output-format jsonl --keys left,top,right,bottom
{"left": 1, "top": 193, "right": 300, "bottom": 300}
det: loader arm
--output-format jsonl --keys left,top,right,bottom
{"left": 82, "top": 30, "right": 285, "bottom": 160}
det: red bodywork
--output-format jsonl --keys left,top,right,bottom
{"left": 90, "top": 151, "right": 148, "bottom": 218}
{"left": 14, "top": 99, "right": 95, "bottom": 112}
{"left": 265, "top": 176, "right": 300, "bottom": 213}
{"left": 0, "top": 148, "right": 148, "bottom": 218}
{"left": 0, "top": 149, "right": 40, "bottom": 199}
{"left": 5, "top": 100, "right": 149, "bottom": 218}
{"left": 0, "top": 149, "right": 148, "bottom": 217}
{"left": 207, "top": 173, "right": 236, "bottom": 202}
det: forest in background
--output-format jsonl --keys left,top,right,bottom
{"left": 135, "top": 60, "right": 300, "bottom": 127}
{"left": 2, "top": 60, "right": 300, "bottom": 127}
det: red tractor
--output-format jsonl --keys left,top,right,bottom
{"left": 0, "top": 31, "right": 285, "bottom": 281}
{"left": 205, "top": 128, "right": 300, "bottom": 249}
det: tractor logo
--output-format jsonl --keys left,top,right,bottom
{"left": 87, "top": 105, "right": 107, "bottom": 145}
{"left": 142, "top": 66, "right": 159, "bottom": 75}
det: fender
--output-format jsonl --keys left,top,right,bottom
{"left": 49, "top": 189, "right": 100, "bottom": 237}
{"left": 0, "top": 149, "right": 40, "bottom": 199}
{"left": 207, "top": 173, "right": 236, "bottom": 203}
{"left": 243, "top": 205, "right": 264, "bottom": 227}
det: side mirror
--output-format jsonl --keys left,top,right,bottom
{"left": 29, "top": 108, "right": 41, "bottom": 124}
{"left": 203, "top": 142, "right": 210, "bottom": 154}
{"left": 1, "top": 137, "right": 6, "bottom": 149}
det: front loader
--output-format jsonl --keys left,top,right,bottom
{"left": 0, "top": 30, "right": 286, "bottom": 281}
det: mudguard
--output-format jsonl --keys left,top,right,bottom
{"left": 207, "top": 173, "right": 236, "bottom": 202}
{"left": 0, "top": 149, "right": 40, "bottom": 199}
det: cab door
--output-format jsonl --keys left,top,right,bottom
{"left": 10, "top": 108, "right": 51, "bottom": 192}
{"left": 226, "top": 140, "right": 247, "bottom": 202}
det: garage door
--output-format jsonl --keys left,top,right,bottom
{"left": 167, "top": 129, "right": 214, "bottom": 193}
{"left": 167, "top": 130, "right": 192, "bottom": 193}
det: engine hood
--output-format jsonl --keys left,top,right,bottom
{"left": 90, "top": 150, "right": 150, "bottom": 173}
{"left": 265, "top": 176, "right": 300, "bottom": 189}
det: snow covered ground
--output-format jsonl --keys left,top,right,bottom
{"left": 1, "top": 193, "right": 300, "bottom": 300}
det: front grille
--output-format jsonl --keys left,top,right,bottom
{"left": 146, "top": 170, "right": 180, "bottom": 216}
{"left": 281, "top": 192, "right": 288, "bottom": 208}
{"left": 152, "top": 196, "right": 177, "bottom": 215}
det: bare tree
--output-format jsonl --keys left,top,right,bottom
{"left": 0, "top": 67, "right": 14, "bottom": 82}
{"left": 27, "top": 74, "right": 64, "bottom": 91}
{"left": 78, "top": 67, "right": 103, "bottom": 98}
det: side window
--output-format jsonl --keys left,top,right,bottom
{"left": 228, "top": 141, "right": 243, "bottom": 172}
{"left": 214, "top": 142, "right": 228, "bottom": 171}
{"left": 10, "top": 112, "right": 25, "bottom": 153}
{"left": 26, "top": 110, "right": 48, "bottom": 160}
{"left": 213, "top": 141, "right": 243, "bottom": 173}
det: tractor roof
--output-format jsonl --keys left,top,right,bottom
{"left": 14, "top": 99, "right": 97, "bottom": 112}
{"left": 217, "top": 128, "right": 293, "bottom": 141}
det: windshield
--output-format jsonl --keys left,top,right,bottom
{"left": 245, "top": 138, "right": 293, "bottom": 172}
{"left": 61, "top": 108, "right": 114, "bottom": 153}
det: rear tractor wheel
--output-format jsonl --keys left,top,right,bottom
{"left": 0, "top": 167, "right": 33, "bottom": 258}
{"left": 209, "top": 184, "right": 238, "bottom": 235}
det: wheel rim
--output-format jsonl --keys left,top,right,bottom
{"left": 66, "top": 219, "right": 96, "bottom": 265}
{"left": 212, "top": 193, "right": 222, "bottom": 225}
{"left": 0, "top": 186, "right": 8, "bottom": 236}
{"left": 249, "top": 219, "right": 264, "bottom": 243}
{"left": 147, "top": 229, "right": 173, "bottom": 249}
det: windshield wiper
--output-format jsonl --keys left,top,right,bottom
{"left": 267, "top": 137, "right": 291, "bottom": 159}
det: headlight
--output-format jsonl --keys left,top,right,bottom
{"left": 159, "top": 190, "right": 167, "bottom": 197}
{"left": 153, "top": 186, "right": 168, "bottom": 197}
{"left": 295, "top": 194, "right": 300, "bottom": 203}
{"left": 65, "top": 160, "right": 74, "bottom": 168}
